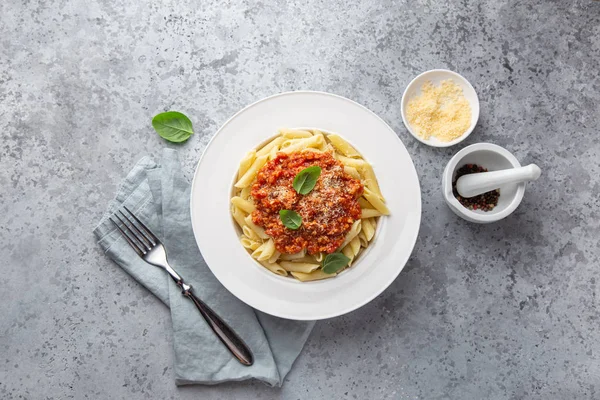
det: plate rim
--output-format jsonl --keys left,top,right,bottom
{"left": 190, "top": 90, "right": 422, "bottom": 320}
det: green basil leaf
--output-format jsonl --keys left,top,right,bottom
{"left": 279, "top": 210, "right": 302, "bottom": 230}
{"left": 293, "top": 166, "right": 322, "bottom": 195}
{"left": 322, "top": 252, "right": 351, "bottom": 274}
{"left": 152, "top": 111, "right": 194, "bottom": 143}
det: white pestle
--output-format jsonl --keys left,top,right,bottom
{"left": 456, "top": 164, "right": 542, "bottom": 198}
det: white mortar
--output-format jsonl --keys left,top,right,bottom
{"left": 442, "top": 143, "right": 526, "bottom": 223}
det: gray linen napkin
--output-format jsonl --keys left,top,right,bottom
{"left": 93, "top": 149, "right": 315, "bottom": 386}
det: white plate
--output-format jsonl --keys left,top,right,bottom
{"left": 190, "top": 91, "right": 421, "bottom": 320}
{"left": 401, "top": 69, "right": 480, "bottom": 147}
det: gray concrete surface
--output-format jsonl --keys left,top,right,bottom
{"left": 2, "top": 0, "right": 599, "bottom": 398}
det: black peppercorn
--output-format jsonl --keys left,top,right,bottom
{"left": 452, "top": 164, "right": 500, "bottom": 212}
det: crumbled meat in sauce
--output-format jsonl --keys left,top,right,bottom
{"left": 251, "top": 151, "right": 363, "bottom": 254}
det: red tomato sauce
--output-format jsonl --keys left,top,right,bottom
{"left": 251, "top": 151, "right": 363, "bottom": 254}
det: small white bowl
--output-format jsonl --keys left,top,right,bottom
{"left": 442, "top": 143, "right": 526, "bottom": 223}
{"left": 401, "top": 69, "right": 480, "bottom": 147}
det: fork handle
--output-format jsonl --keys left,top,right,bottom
{"left": 177, "top": 281, "right": 254, "bottom": 366}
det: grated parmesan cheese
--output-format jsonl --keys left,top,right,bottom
{"left": 406, "top": 79, "right": 472, "bottom": 142}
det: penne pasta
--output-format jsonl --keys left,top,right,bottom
{"left": 268, "top": 250, "right": 281, "bottom": 264}
{"left": 344, "top": 166, "right": 361, "bottom": 180}
{"left": 313, "top": 131, "right": 327, "bottom": 151}
{"left": 279, "top": 128, "right": 313, "bottom": 138}
{"left": 231, "top": 205, "right": 247, "bottom": 230}
{"left": 280, "top": 249, "right": 306, "bottom": 260}
{"left": 240, "top": 235, "right": 261, "bottom": 251}
{"left": 235, "top": 155, "right": 268, "bottom": 188}
{"left": 232, "top": 129, "right": 389, "bottom": 282}
{"left": 280, "top": 134, "right": 324, "bottom": 153}
{"left": 280, "top": 261, "right": 321, "bottom": 273}
{"left": 256, "top": 136, "right": 284, "bottom": 157}
{"left": 358, "top": 230, "right": 369, "bottom": 247}
{"left": 362, "top": 218, "right": 375, "bottom": 241}
{"left": 291, "top": 270, "right": 334, "bottom": 282}
{"left": 363, "top": 187, "right": 390, "bottom": 215}
{"left": 240, "top": 186, "right": 251, "bottom": 200}
{"left": 337, "top": 155, "right": 366, "bottom": 169}
{"left": 242, "top": 225, "right": 260, "bottom": 241}
{"left": 327, "top": 134, "right": 360, "bottom": 158}
{"left": 370, "top": 217, "right": 377, "bottom": 230}
{"left": 342, "top": 245, "right": 355, "bottom": 265}
{"left": 324, "top": 143, "right": 336, "bottom": 153}
{"left": 360, "top": 163, "right": 383, "bottom": 199}
{"left": 349, "top": 236, "right": 361, "bottom": 255}
{"left": 244, "top": 214, "right": 269, "bottom": 239}
{"left": 259, "top": 261, "right": 288, "bottom": 276}
{"left": 280, "top": 138, "right": 298, "bottom": 149}
{"left": 361, "top": 208, "right": 383, "bottom": 219}
{"left": 286, "top": 255, "right": 319, "bottom": 264}
{"left": 231, "top": 196, "right": 256, "bottom": 214}
{"left": 339, "top": 220, "right": 362, "bottom": 249}
{"left": 300, "top": 147, "right": 324, "bottom": 154}
{"left": 342, "top": 236, "right": 362, "bottom": 266}
{"left": 358, "top": 197, "right": 374, "bottom": 209}
{"left": 238, "top": 150, "right": 256, "bottom": 180}
{"left": 268, "top": 144, "right": 279, "bottom": 160}
{"left": 252, "top": 239, "right": 276, "bottom": 262}
{"left": 314, "top": 135, "right": 328, "bottom": 151}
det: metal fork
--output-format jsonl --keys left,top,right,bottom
{"left": 111, "top": 206, "right": 254, "bottom": 366}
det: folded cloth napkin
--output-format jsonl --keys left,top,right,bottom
{"left": 93, "top": 149, "right": 315, "bottom": 386}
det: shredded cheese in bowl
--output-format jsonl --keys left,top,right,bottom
{"left": 406, "top": 79, "right": 472, "bottom": 142}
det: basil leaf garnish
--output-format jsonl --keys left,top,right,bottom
{"left": 279, "top": 210, "right": 302, "bottom": 230}
{"left": 322, "top": 252, "right": 351, "bottom": 274}
{"left": 293, "top": 166, "right": 322, "bottom": 195}
{"left": 152, "top": 111, "right": 194, "bottom": 143}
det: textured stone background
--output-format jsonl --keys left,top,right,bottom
{"left": 1, "top": 0, "right": 599, "bottom": 398}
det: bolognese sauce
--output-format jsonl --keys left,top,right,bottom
{"left": 251, "top": 151, "right": 363, "bottom": 254}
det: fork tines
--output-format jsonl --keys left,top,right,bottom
{"left": 111, "top": 206, "right": 158, "bottom": 256}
